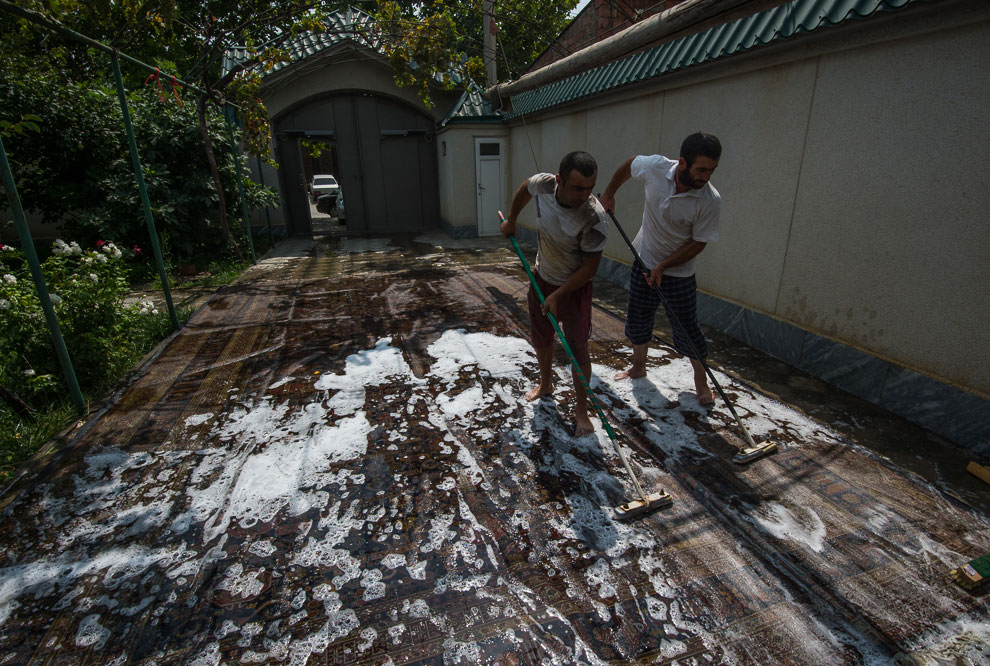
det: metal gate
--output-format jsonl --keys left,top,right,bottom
{"left": 274, "top": 93, "right": 439, "bottom": 236}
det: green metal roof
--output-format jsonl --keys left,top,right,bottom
{"left": 222, "top": 7, "right": 379, "bottom": 78}
{"left": 506, "top": 0, "right": 922, "bottom": 118}
{"left": 438, "top": 86, "right": 502, "bottom": 126}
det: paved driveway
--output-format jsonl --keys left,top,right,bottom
{"left": 1, "top": 233, "right": 988, "bottom": 665}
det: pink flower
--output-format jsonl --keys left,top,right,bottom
{"left": 96, "top": 240, "right": 106, "bottom": 248}
{"left": 132, "top": 245, "right": 142, "bottom": 257}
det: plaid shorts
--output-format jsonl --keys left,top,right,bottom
{"left": 527, "top": 272, "right": 593, "bottom": 365}
{"left": 624, "top": 262, "right": 708, "bottom": 359}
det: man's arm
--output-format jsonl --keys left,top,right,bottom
{"left": 646, "top": 241, "right": 707, "bottom": 286}
{"left": 500, "top": 179, "right": 533, "bottom": 237}
{"left": 598, "top": 157, "right": 635, "bottom": 213}
{"left": 543, "top": 253, "right": 602, "bottom": 318}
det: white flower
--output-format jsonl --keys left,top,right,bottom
{"left": 138, "top": 299, "right": 159, "bottom": 316}
{"left": 23, "top": 369, "right": 35, "bottom": 378}
{"left": 49, "top": 293, "right": 62, "bottom": 306}
{"left": 101, "top": 242, "right": 122, "bottom": 260}
{"left": 2, "top": 273, "right": 15, "bottom": 285}
{"left": 0, "top": 298, "right": 9, "bottom": 310}
{"left": 69, "top": 241, "right": 82, "bottom": 255}
{"left": 95, "top": 254, "right": 107, "bottom": 264}
{"left": 52, "top": 239, "right": 71, "bottom": 256}
{"left": 0, "top": 245, "right": 13, "bottom": 252}
{"left": 89, "top": 273, "right": 99, "bottom": 284}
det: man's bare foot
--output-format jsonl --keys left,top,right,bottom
{"left": 613, "top": 367, "right": 647, "bottom": 381}
{"left": 574, "top": 413, "right": 595, "bottom": 437}
{"left": 697, "top": 389, "right": 715, "bottom": 406}
{"left": 525, "top": 386, "right": 553, "bottom": 402}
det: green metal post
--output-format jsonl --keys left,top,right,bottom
{"left": 255, "top": 156, "right": 275, "bottom": 245}
{"left": 225, "top": 107, "right": 257, "bottom": 264}
{"left": 0, "top": 136, "right": 86, "bottom": 414}
{"left": 111, "top": 53, "right": 179, "bottom": 330}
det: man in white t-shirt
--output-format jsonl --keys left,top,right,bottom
{"left": 500, "top": 151, "right": 610, "bottom": 436}
{"left": 599, "top": 132, "right": 722, "bottom": 406}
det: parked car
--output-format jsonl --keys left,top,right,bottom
{"left": 309, "top": 174, "right": 339, "bottom": 202}
{"left": 315, "top": 192, "right": 337, "bottom": 215}
{"left": 335, "top": 190, "right": 345, "bottom": 222}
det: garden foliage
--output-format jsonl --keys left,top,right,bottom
{"left": 0, "top": 240, "right": 170, "bottom": 405}
{"left": 0, "top": 55, "right": 278, "bottom": 266}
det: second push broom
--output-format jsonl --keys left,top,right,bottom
{"left": 499, "top": 211, "right": 672, "bottom": 520}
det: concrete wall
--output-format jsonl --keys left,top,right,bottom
{"left": 436, "top": 124, "right": 510, "bottom": 236}
{"left": 262, "top": 47, "right": 445, "bottom": 122}
{"left": 503, "top": 2, "right": 990, "bottom": 413}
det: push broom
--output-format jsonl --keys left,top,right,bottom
{"left": 499, "top": 212, "right": 672, "bottom": 520}
{"left": 950, "top": 553, "right": 990, "bottom": 592}
{"left": 605, "top": 208, "right": 777, "bottom": 464}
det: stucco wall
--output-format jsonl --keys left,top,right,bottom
{"left": 263, "top": 50, "right": 438, "bottom": 122}
{"left": 503, "top": 3, "right": 990, "bottom": 397}
{"left": 436, "top": 126, "right": 509, "bottom": 234}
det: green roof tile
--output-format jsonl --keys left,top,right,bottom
{"left": 506, "top": 0, "right": 920, "bottom": 118}
{"left": 222, "top": 7, "right": 379, "bottom": 78}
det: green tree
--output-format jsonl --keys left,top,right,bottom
{"left": 0, "top": 54, "right": 273, "bottom": 263}
{"left": 1, "top": 1, "right": 573, "bottom": 260}
{"left": 371, "top": 0, "right": 578, "bottom": 81}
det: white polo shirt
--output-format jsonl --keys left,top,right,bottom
{"left": 527, "top": 173, "right": 609, "bottom": 286}
{"left": 631, "top": 154, "right": 720, "bottom": 278}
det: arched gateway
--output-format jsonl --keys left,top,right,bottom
{"left": 273, "top": 93, "right": 439, "bottom": 235}
{"left": 225, "top": 7, "right": 466, "bottom": 237}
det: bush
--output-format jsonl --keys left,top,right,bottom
{"left": 0, "top": 55, "right": 279, "bottom": 266}
{"left": 0, "top": 238, "right": 171, "bottom": 405}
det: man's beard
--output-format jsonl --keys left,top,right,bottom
{"left": 679, "top": 167, "right": 701, "bottom": 189}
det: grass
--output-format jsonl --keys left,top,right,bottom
{"left": 0, "top": 401, "right": 78, "bottom": 490}
{"left": 132, "top": 233, "right": 277, "bottom": 289}
{"left": 177, "top": 260, "right": 249, "bottom": 288}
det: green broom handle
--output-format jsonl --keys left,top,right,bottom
{"left": 500, "top": 213, "right": 650, "bottom": 490}
{"left": 502, "top": 228, "right": 617, "bottom": 439}
{"left": 505, "top": 234, "right": 598, "bottom": 410}
{"left": 505, "top": 232, "right": 647, "bottom": 499}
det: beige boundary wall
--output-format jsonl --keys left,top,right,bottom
{"left": 433, "top": 0, "right": 990, "bottom": 449}
{"left": 493, "top": 0, "right": 989, "bottom": 396}
{"left": 436, "top": 125, "right": 509, "bottom": 238}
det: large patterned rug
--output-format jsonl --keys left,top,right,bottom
{"left": 1, "top": 239, "right": 988, "bottom": 665}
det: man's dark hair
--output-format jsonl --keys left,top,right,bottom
{"left": 680, "top": 132, "right": 722, "bottom": 167}
{"left": 558, "top": 151, "right": 597, "bottom": 179}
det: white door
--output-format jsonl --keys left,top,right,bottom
{"left": 475, "top": 138, "right": 505, "bottom": 236}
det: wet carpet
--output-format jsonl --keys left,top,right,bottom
{"left": 1, "top": 245, "right": 989, "bottom": 665}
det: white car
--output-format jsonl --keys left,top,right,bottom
{"left": 310, "top": 174, "right": 339, "bottom": 202}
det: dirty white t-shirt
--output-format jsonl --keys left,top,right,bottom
{"left": 527, "top": 173, "right": 609, "bottom": 286}
{"left": 631, "top": 154, "right": 720, "bottom": 277}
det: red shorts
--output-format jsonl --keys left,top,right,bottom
{"left": 527, "top": 272, "right": 593, "bottom": 365}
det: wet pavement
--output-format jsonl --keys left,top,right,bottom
{"left": 1, "top": 227, "right": 988, "bottom": 665}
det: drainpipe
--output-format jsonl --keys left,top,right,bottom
{"left": 486, "top": 0, "right": 793, "bottom": 112}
